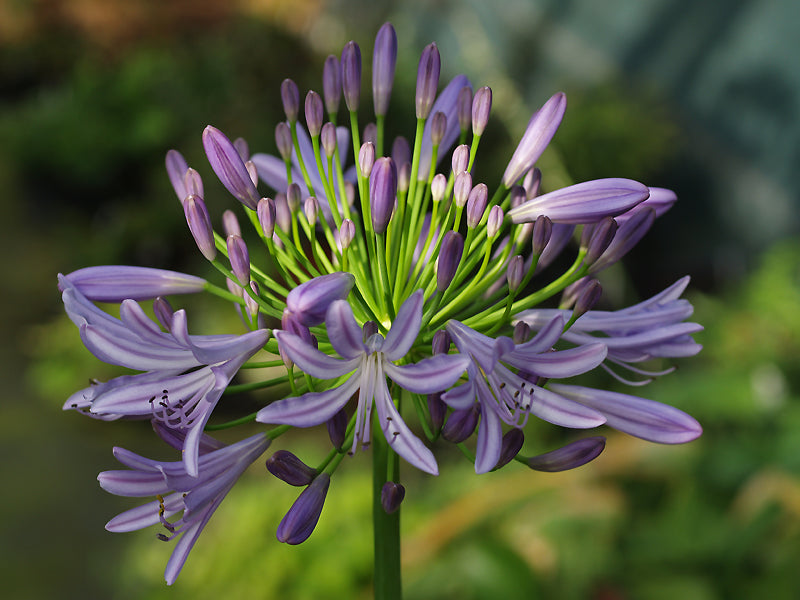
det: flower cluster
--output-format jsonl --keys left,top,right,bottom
{"left": 61, "top": 22, "right": 702, "bottom": 583}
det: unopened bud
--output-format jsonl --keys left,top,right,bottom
{"left": 453, "top": 172, "right": 472, "bottom": 208}
{"left": 430, "top": 111, "right": 447, "bottom": 146}
{"left": 341, "top": 41, "right": 362, "bottom": 112}
{"left": 245, "top": 280, "right": 260, "bottom": 317}
{"left": 369, "top": 157, "right": 397, "bottom": 234}
{"left": 415, "top": 43, "right": 440, "bottom": 119}
{"left": 281, "top": 79, "right": 300, "bottom": 123}
{"left": 466, "top": 183, "right": 488, "bottom": 228}
{"left": 487, "top": 205, "right": 505, "bottom": 238}
{"left": 506, "top": 255, "right": 524, "bottom": 292}
{"left": 339, "top": 219, "right": 355, "bottom": 249}
{"left": 523, "top": 167, "right": 542, "bottom": 199}
{"left": 202, "top": 125, "right": 260, "bottom": 210}
{"left": 227, "top": 234, "right": 250, "bottom": 286}
{"left": 286, "top": 183, "right": 302, "bottom": 212}
{"left": 427, "top": 392, "right": 447, "bottom": 432}
{"left": 495, "top": 428, "right": 524, "bottom": 469}
{"left": 257, "top": 197, "right": 276, "bottom": 238}
{"left": 525, "top": 436, "right": 606, "bottom": 472}
{"left": 276, "top": 473, "right": 331, "bottom": 544}
{"left": 391, "top": 136, "right": 410, "bottom": 167}
{"left": 531, "top": 215, "right": 553, "bottom": 255}
{"left": 327, "top": 407, "right": 348, "bottom": 448}
{"left": 305, "top": 90, "right": 324, "bottom": 137}
{"left": 267, "top": 450, "right": 317, "bottom": 486}
{"left": 222, "top": 209, "right": 241, "bottom": 237}
{"left": 372, "top": 22, "right": 397, "bottom": 116}
{"left": 436, "top": 231, "right": 464, "bottom": 292}
{"left": 451, "top": 144, "right": 469, "bottom": 175}
{"left": 363, "top": 122, "right": 377, "bottom": 147}
{"left": 581, "top": 217, "right": 618, "bottom": 265}
{"left": 359, "top": 142, "right": 375, "bottom": 178}
{"left": 304, "top": 196, "right": 319, "bottom": 226}
{"left": 381, "top": 481, "right": 405, "bottom": 514}
{"left": 322, "top": 54, "right": 341, "bottom": 115}
{"left": 472, "top": 86, "right": 492, "bottom": 136}
{"left": 512, "top": 321, "right": 531, "bottom": 344}
{"left": 183, "top": 194, "right": 216, "bottom": 261}
{"left": 431, "top": 173, "right": 447, "bottom": 203}
{"left": 233, "top": 137, "right": 249, "bottom": 161}
{"left": 431, "top": 330, "right": 451, "bottom": 355}
{"left": 442, "top": 405, "right": 479, "bottom": 443}
{"left": 457, "top": 85, "right": 473, "bottom": 133}
{"left": 183, "top": 167, "right": 203, "bottom": 198}
{"left": 321, "top": 122, "right": 337, "bottom": 158}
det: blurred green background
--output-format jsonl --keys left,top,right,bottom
{"left": 2, "top": 0, "right": 799, "bottom": 598}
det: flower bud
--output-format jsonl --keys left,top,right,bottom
{"left": 589, "top": 205, "right": 655, "bottom": 273}
{"left": 257, "top": 197, "right": 276, "bottom": 238}
{"left": 512, "top": 321, "right": 530, "bottom": 344}
{"left": 275, "top": 122, "right": 294, "bottom": 162}
{"left": 531, "top": 215, "right": 553, "bottom": 255}
{"left": 486, "top": 205, "right": 505, "bottom": 238}
{"left": 457, "top": 85, "right": 473, "bottom": 133}
{"left": 274, "top": 193, "right": 291, "bottom": 232}
{"left": 495, "top": 428, "right": 525, "bottom": 469}
{"left": 276, "top": 473, "right": 331, "bottom": 545}
{"left": 397, "top": 162, "right": 411, "bottom": 193}
{"left": 286, "top": 272, "right": 355, "bottom": 327}
{"left": 339, "top": 219, "right": 355, "bottom": 249}
{"left": 362, "top": 320, "right": 379, "bottom": 341}
{"left": 572, "top": 278, "right": 602, "bottom": 319}
{"left": 153, "top": 296, "right": 174, "bottom": 331}
{"left": 359, "top": 142, "right": 375, "bottom": 178}
{"left": 304, "top": 196, "right": 319, "bottom": 226}
{"left": 305, "top": 90, "right": 324, "bottom": 137}
{"left": 431, "top": 173, "right": 447, "bottom": 204}
{"left": 233, "top": 137, "right": 249, "bottom": 161}
{"left": 432, "top": 329, "right": 451, "bottom": 355}
{"left": 451, "top": 144, "right": 470, "bottom": 176}
{"left": 436, "top": 231, "right": 464, "bottom": 292}
{"left": 381, "top": 482, "right": 405, "bottom": 514}
{"left": 245, "top": 160, "right": 259, "bottom": 187}
{"left": 286, "top": 182, "right": 302, "bottom": 212}
{"left": 581, "top": 216, "right": 618, "bottom": 265}
{"left": 415, "top": 43, "right": 440, "bottom": 119}
{"left": 183, "top": 195, "right": 216, "bottom": 260}
{"left": 523, "top": 167, "right": 542, "bottom": 199}
{"left": 427, "top": 392, "right": 447, "bottom": 432}
{"left": 60, "top": 267, "right": 207, "bottom": 302}
{"left": 525, "top": 436, "right": 606, "bottom": 472}
{"left": 222, "top": 209, "right": 241, "bottom": 237}
{"left": 322, "top": 54, "right": 341, "bottom": 116}
{"left": 466, "top": 183, "right": 488, "bottom": 228}
{"left": 281, "top": 78, "right": 300, "bottom": 123}
{"left": 203, "top": 125, "right": 260, "bottom": 210}
{"left": 321, "top": 122, "right": 337, "bottom": 158}
{"left": 472, "top": 86, "right": 492, "bottom": 136}
{"left": 391, "top": 136, "right": 410, "bottom": 167}
{"left": 327, "top": 407, "right": 348, "bottom": 448}
{"left": 369, "top": 157, "right": 397, "bottom": 234}
{"left": 341, "top": 41, "right": 362, "bottom": 112}
{"left": 183, "top": 167, "right": 203, "bottom": 198}
{"left": 245, "top": 280, "right": 260, "bottom": 317}
{"left": 430, "top": 111, "right": 447, "bottom": 146}
{"left": 267, "top": 450, "right": 317, "bottom": 486}
{"left": 372, "top": 22, "right": 397, "bottom": 117}
{"left": 442, "top": 405, "right": 479, "bottom": 443}
{"left": 453, "top": 172, "right": 472, "bottom": 208}
{"left": 226, "top": 234, "right": 250, "bottom": 286}
{"left": 166, "top": 149, "right": 189, "bottom": 201}
{"left": 363, "top": 122, "right": 377, "bottom": 147}
{"left": 506, "top": 255, "right": 524, "bottom": 292}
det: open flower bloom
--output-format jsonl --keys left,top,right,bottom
{"left": 60, "top": 274, "right": 269, "bottom": 476}
{"left": 98, "top": 432, "right": 270, "bottom": 584}
{"left": 257, "top": 291, "right": 469, "bottom": 475}
{"left": 444, "top": 316, "right": 608, "bottom": 473}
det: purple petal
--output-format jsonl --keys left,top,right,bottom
{"left": 62, "top": 266, "right": 206, "bottom": 302}
{"left": 523, "top": 381, "right": 606, "bottom": 428}
{"left": 418, "top": 75, "right": 472, "bottom": 176}
{"left": 105, "top": 493, "right": 184, "bottom": 532}
{"left": 255, "top": 375, "right": 360, "bottom": 427}
{"left": 383, "top": 354, "right": 469, "bottom": 394}
{"left": 274, "top": 331, "right": 360, "bottom": 379}
{"left": 440, "top": 380, "right": 476, "bottom": 410}
{"left": 474, "top": 404, "right": 503, "bottom": 474}
{"left": 287, "top": 273, "right": 356, "bottom": 327}
{"left": 79, "top": 324, "right": 199, "bottom": 371}
{"left": 382, "top": 290, "right": 423, "bottom": 361}
{"left": 502, "top": 343, "right": 607, "bottom": 378}
{"left": 548, "top": 384, "right": 703, "bottom": 444}
{"left": 202, "top": 125, "right": 260, "bottom": 210}
{"left": 526, "top": 436, "right": 606, "bottom": 472}
{"left": 325, "top": 299, "right": 366, "bottom": 359}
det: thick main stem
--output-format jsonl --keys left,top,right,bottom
{"left": 372, "top": 428, "right": 401, "bottom": 600}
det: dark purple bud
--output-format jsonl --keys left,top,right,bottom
{"left": 339, "top": 219, "right": 355, "bottom": 249}
{"left": 436, "top": 231, "right": 464, "bottom": 292}
{"left": 442, "top": 404, "right": 479, "bottom": 443}
{"left": 321, "top": 122, "right": 337, "bottom": 158}
{"left": 281, "top": 310, "right": 315, "bottom": 348}
{"left": 431, "top": 329, "right": 451, "bottom": 354}
{"left": 245, "top": 280, "right": 260, "bottom": 317}
{"left": 166, "top": 149, "right": 189, "bottom": 201}
{"left": 341, "top": 41, "right": 362, "bottom": 112}
{"left": 509, "top": 185, "right": 526, "bottom": 209}
{"left": 415, "top": 43, "right": 441, "bottom": 119}
{"left": 274, "top": 193, "right": 291, "bottom": 232}
{"left": 525, "top": 436, "right": 606, "bottom": 472}
{"left": 363, "top": 122, "right": 377, "bottom": 147}
{"left": 286, "top": 182, "right": 302, "bottom": 212}
{"left": 281, "top": 78, "right": 300, "bottom": 123}
{"left": 226, "top": 277, "right": 243, "bottom": 299}
{"left": 183, "top": 194, "right": 216, "bottom": 260}
{"left": 391, "top": 136, "right": 410, "bottom": 167}
{"left": 183, "top": 167, "right": 203, "bottom": 198}
{"left": 257, "top": 197, "right": 276, "bottom": 238}
{"left": 397, "top": 162, "right": 411, "bottom": 193}
{"left": 582, "top": 216, "right": 618, "bottom": 265}
{"left": 153, "top": 296, "right": 174, "bottom": 331}
{"left": 359, "top": 142, "right": 376, "bottom": 178}
{"left": 457, "top": 86, "right": 473, "bottom": 133}
{"left": 276, "top": 473, "right": 330, "bottom": 544}
{"left": 275, "top": 122, "right": 294, "bottom": 162}
{"left": 589, "top": 206, "right": 656, "bottom": 273}
{"left": 202, "top": 125, "right": 260, "bottom": 210}
{"left": 430, "top": 111, "right": 447, "bottom": 146}
{"left": 466, "top": 182, "right": 488, "bottom": 228}
{"left": 487, "top": 205, "right": 505, "bottom": 238}
{"left": 323, "top": 54, "right": 342, "bottom": 115}
{"left": 327, "top": 407, "right": 348, "bottom": 448}
{"left": 233, "top": 137, "right": 249, "bottom": 161}
{"left": 523, "top": 167, "right": 542, "bottom": 199}
{"left": 506, "top": 255, "right": 524, "bottom": 292}
{"left": 503, "top": 92, "right": 567, "bottom": 187}
{"left": 305, "top": 90, "right": 324, "bottom": 137}
{"left": 222, "top": 209, "right": 241, "bottom": 237}
{"left": 531, "top": 215, "right": 553, "bottom": 255}
{"left": 304, "top": 196, "right": 319, "bottom": 226}
{"left": 267, "top": 450, "right": 317, "bottom": 486}
{"left": 451, "top": 144, "right": 469, "bottom": 175}
{"left": 369, "top": 157, "right": 397, "bottom": 234}
{"left": 286, "top": 272, "right": 355, "bottom": 327}
{"left": 495, "top": 429, "right": 525, "bottom": 469}
{"left": 453, "top": 172, "right": 472, "bottom": 208}
{"left": 372, "top": 22, "right": 397, "bottom": 116}
{"left": 572, "top": 278, "right": 602, "bottom": 318}
{"left": 560, "top": 277, "right": 592, "bottom": 309}
{"left": 472, "top": 86, "right": 492, "bottom": 136}
{"left": 427, "top": 392, "right": 447, "bottom": 431}
{"left": 381, "top": 481, "right": 405, "bottom": 514}
{"left": 227, "top": 234, "right": 250, "bottom": 286}
{"left": 362, "top": 320, "right": 379, "bottom": 340}
{"left": 512, "top": 321, "right": 530, "bottom": 344}
{"left": 431, "top": 173, "right": 447, "bottom": 203}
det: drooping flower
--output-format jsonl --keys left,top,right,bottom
{"left": 257, "top": 291, "right": 469, "bottom": 475}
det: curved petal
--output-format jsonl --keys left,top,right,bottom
{"left": 274, "top": 331, "right": 360, "bottom": 379}
{"left": 440, "top": 381, "right": 476, "bottom": 410}
{"left": 474, "top": 404, "right": 503, "bottom": 474}
{"left": 510, "top": 314, "right": 564, "bottom": 355}
{"left": 522, "top": 381, "right": 606, "bottom": 428}
{"left": 383, "top": 354, "right": 469, "bottom": 394}
{"left": 526, "top": 436, "right": 606, "bottom": 472}
{"left": 326, "top": 299, "right": 367, "bottom": 359}
{"left": 80, "top": 324, "right": 198, "bottom": 371}
{"left": 382, "top": 290, "right": 423, "bottom": 361}
{"left": 502, "top": 343, "right": 607, "bottom": 378}
{"left": 255, "top": 375, "right": 360, "bottom": 427}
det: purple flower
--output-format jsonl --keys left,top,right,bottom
{"left": 257, "top": 291, "right": 469, "bottom": 475}
{"left": 443, "top": 317, "right": 608, "bottom": 473}
{"left": 525, "top": 436, "right": 607, "bottom": 472}
{"left": 276, "top": 473, "right": 331, "bottom": 544}
{"left": 60, "top": 276, "right": 269, "bottom": 476}
{"left": 98, "top": 432, "right": 270, "bottom": 584}
{"left": 60, "top": 266, "right": 206, "bottom": 302}
{"left": 285, "top": 272, "right": 355, "bottom": 327}
{"left": 202, "top": 125, "right": 261, "bottom": 210}
{"left": 517, "top": 277, "right": 702, "bottom": 384}
{"left": 417, "top": 75, "right": 473, "bottom": 177}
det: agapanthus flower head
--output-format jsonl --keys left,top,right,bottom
{"left": 62, "top": 21, "right": 702, "bottom": 581}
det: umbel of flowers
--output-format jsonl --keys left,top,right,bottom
{"left": 60, "top": 22, "right": 702, "bottom": 589}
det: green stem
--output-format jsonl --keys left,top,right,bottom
{"left": 373, "top": 424, "right": 401, "bottom": 600}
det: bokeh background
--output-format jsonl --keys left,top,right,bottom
{"left": 2, "top": 0, "right": 800, "bottom": 598}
